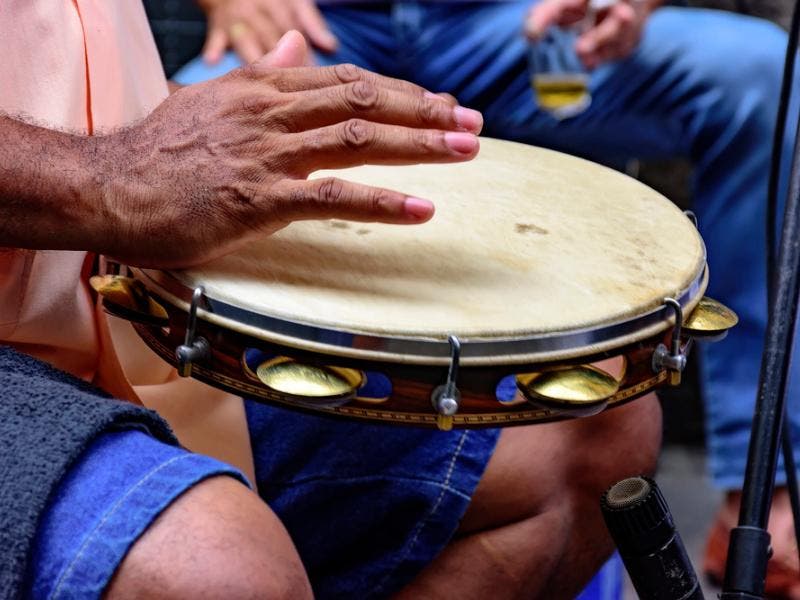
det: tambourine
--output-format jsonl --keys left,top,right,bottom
{"left": 92, "top": 138, "right": 736, "bottom": 430}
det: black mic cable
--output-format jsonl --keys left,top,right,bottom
{"left": 601, "top": 476, "right": 703, "bottom": 600}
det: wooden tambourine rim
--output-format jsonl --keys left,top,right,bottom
{"left": 131, "top": 316, "right": 678, "bottom": 429}
{"left": 132, "top": 265, "right": 707, "bottom": 367}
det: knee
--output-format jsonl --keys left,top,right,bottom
{"left": 656, "top": 10, "right": 789, "bottom": 148}
{"left": 615, "top": 394, "right": 662, "bottom": 476}
{"left": 569, "top": 395, "right": 662, "bottom": 496}
{"left": 105, "top": 477, "right": 313, "bottom": 600}
{"left": 166, "top": 544, "right": 312, "bottom": 600}
{"left": 715, "top": 19, "right": 787, "bottom": 89}
{"left": 659, "top": 9, "right": 788, "bottom": 95}
{"left": 152, "top": 553, "right": 311, "bottom": 600}
{"left": 697, "top": 15, "right": 787, "bottom": 128}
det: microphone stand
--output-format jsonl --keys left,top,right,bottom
{"left": 769, "top": 0, "right": 800, "bottom": 577}
{"left": 722, "top": 2, "right": 800, "bottom": 595}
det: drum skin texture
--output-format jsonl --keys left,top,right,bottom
{"left": 173, "top": 138, "right": 704, "bottom": 347}
{"left": 124, "top": 138, "right": 711, "bottom": 428}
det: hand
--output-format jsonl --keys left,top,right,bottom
{"left": 199, "top": 0, "right": 337, "bottom": 64}
{"left": 525, "top": 0, "right": 656, "bottom": 69}
{"left": 94, "top": 32, "right": 483, "bottom": 269}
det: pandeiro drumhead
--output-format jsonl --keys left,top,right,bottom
{"left": 137, "top": 138, "right": 706, "bottom": 366}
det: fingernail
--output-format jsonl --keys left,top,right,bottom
{"left": 453, "top": 106, "right": 483, "bottom": 133}
{"left": 444, "top": 132, "right": 479, "bottom": 155}
{"left": 404, "top": 197, "right": 435, "bottom": 220}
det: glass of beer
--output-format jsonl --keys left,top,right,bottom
{"left": 529, "top": 0, "right": 614, "bottom": 119}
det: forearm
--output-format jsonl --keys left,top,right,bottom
{"left": 0, "top": 115, "right": 112, "bottom": 252}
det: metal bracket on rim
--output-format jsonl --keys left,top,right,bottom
{"left": 684, "top": 210, "right": 699, "bottom": 229}
{"left": 652, "top": 298, "right": 687, "bottom": 385}
{"left": 431, "top": 336, "right": 462, "bottom": 430}
{"left": 176, "top": 286, "right": 211, "bottom": 378}
{"left": 136, "top": 265, "right": 708, "bottom": 365}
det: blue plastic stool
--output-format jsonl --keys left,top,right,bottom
{"left": 576, "top": 553, "right": 623, "bottom": 600}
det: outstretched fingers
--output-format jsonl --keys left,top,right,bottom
{"left": 285, "top": 121, "right": 480, "bottom": 175}
{"left": 294, "top": 0, "right": 338, "bottom": 52}
{"left": 280, "top": 82, "right": 482, "bottom": 133}
{"left": 269, "top": 178, "right": 435, "bottom": 224}
{"left": 249, "top": 60, "right": 437, "bottom": 98}
{"left": 236, "top": 58, "right": 483, "bottom": 136}
{"left": 202, "top": 26, "right": 229, "bottom": 65}
{"left": 576, "top": 2, "right": 640, "bottom": 67}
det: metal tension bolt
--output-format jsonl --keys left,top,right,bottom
{"left": 431, "top": 336, "right": 462, "bottom": 430}
{"left": 175, "top": 286, "right": 210, "bottom": 377}
{"left": 652, "top": 298, "right": 687, "bottom": 385}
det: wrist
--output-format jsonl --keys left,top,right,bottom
{"left": 78, "top": 133, "right": 128, "bottom": 255}
{"left": 35, "top": 131, "right": 121, "bottom": 255}
{"left": 0, "top": 116, "right": 114, "bottom": 252}
{"left": 87, "top": 127, "right": 162, "bottom": 260}
{"left": 89, "top": 119, "right": 187, "bottom": 266}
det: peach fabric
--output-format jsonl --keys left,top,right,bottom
{"left": 0, "top": 0, "right": 254, "bottom": 480}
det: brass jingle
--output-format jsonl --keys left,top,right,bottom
{"left": 516, "top": 365, "right": 620, "bottom": 414}
{"left": 683, "top": 296, "right": 739, "bottom": 338}
{"left": 89, "top": 275, "right": 169, "bottom": 325}
{"left": 255, "top": 357, "right": 363, "bottom": 408}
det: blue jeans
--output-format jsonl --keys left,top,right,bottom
{"left": 26, "top": 431, "right": 245, "bottom": 599}
{"left": 177, "top": 2, "right": 800, "bottom": 491}
{"left": 28, "top": 415, "right": 499, "bottom": 599}
{"left": 245, "top": 402, "right": 498, "bottom": 597}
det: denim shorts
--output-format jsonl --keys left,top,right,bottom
{"left": 26, "top": 401, "right": 500, "bottom": 599}
{"left": 26, "top": 430, "right": 245, "bottom": 600}
{"left": 245, "top": 401, "right": 501, "bottom": 598}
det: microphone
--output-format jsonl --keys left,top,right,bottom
{"left": 601, "top": 476, "right": 704, "bottom": 600}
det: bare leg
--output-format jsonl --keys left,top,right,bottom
{"left": 396, "top": 394, "right": 662, "bottom": 599}
{"left": 104, "top": 476, "right": 313, "bottom": 600}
